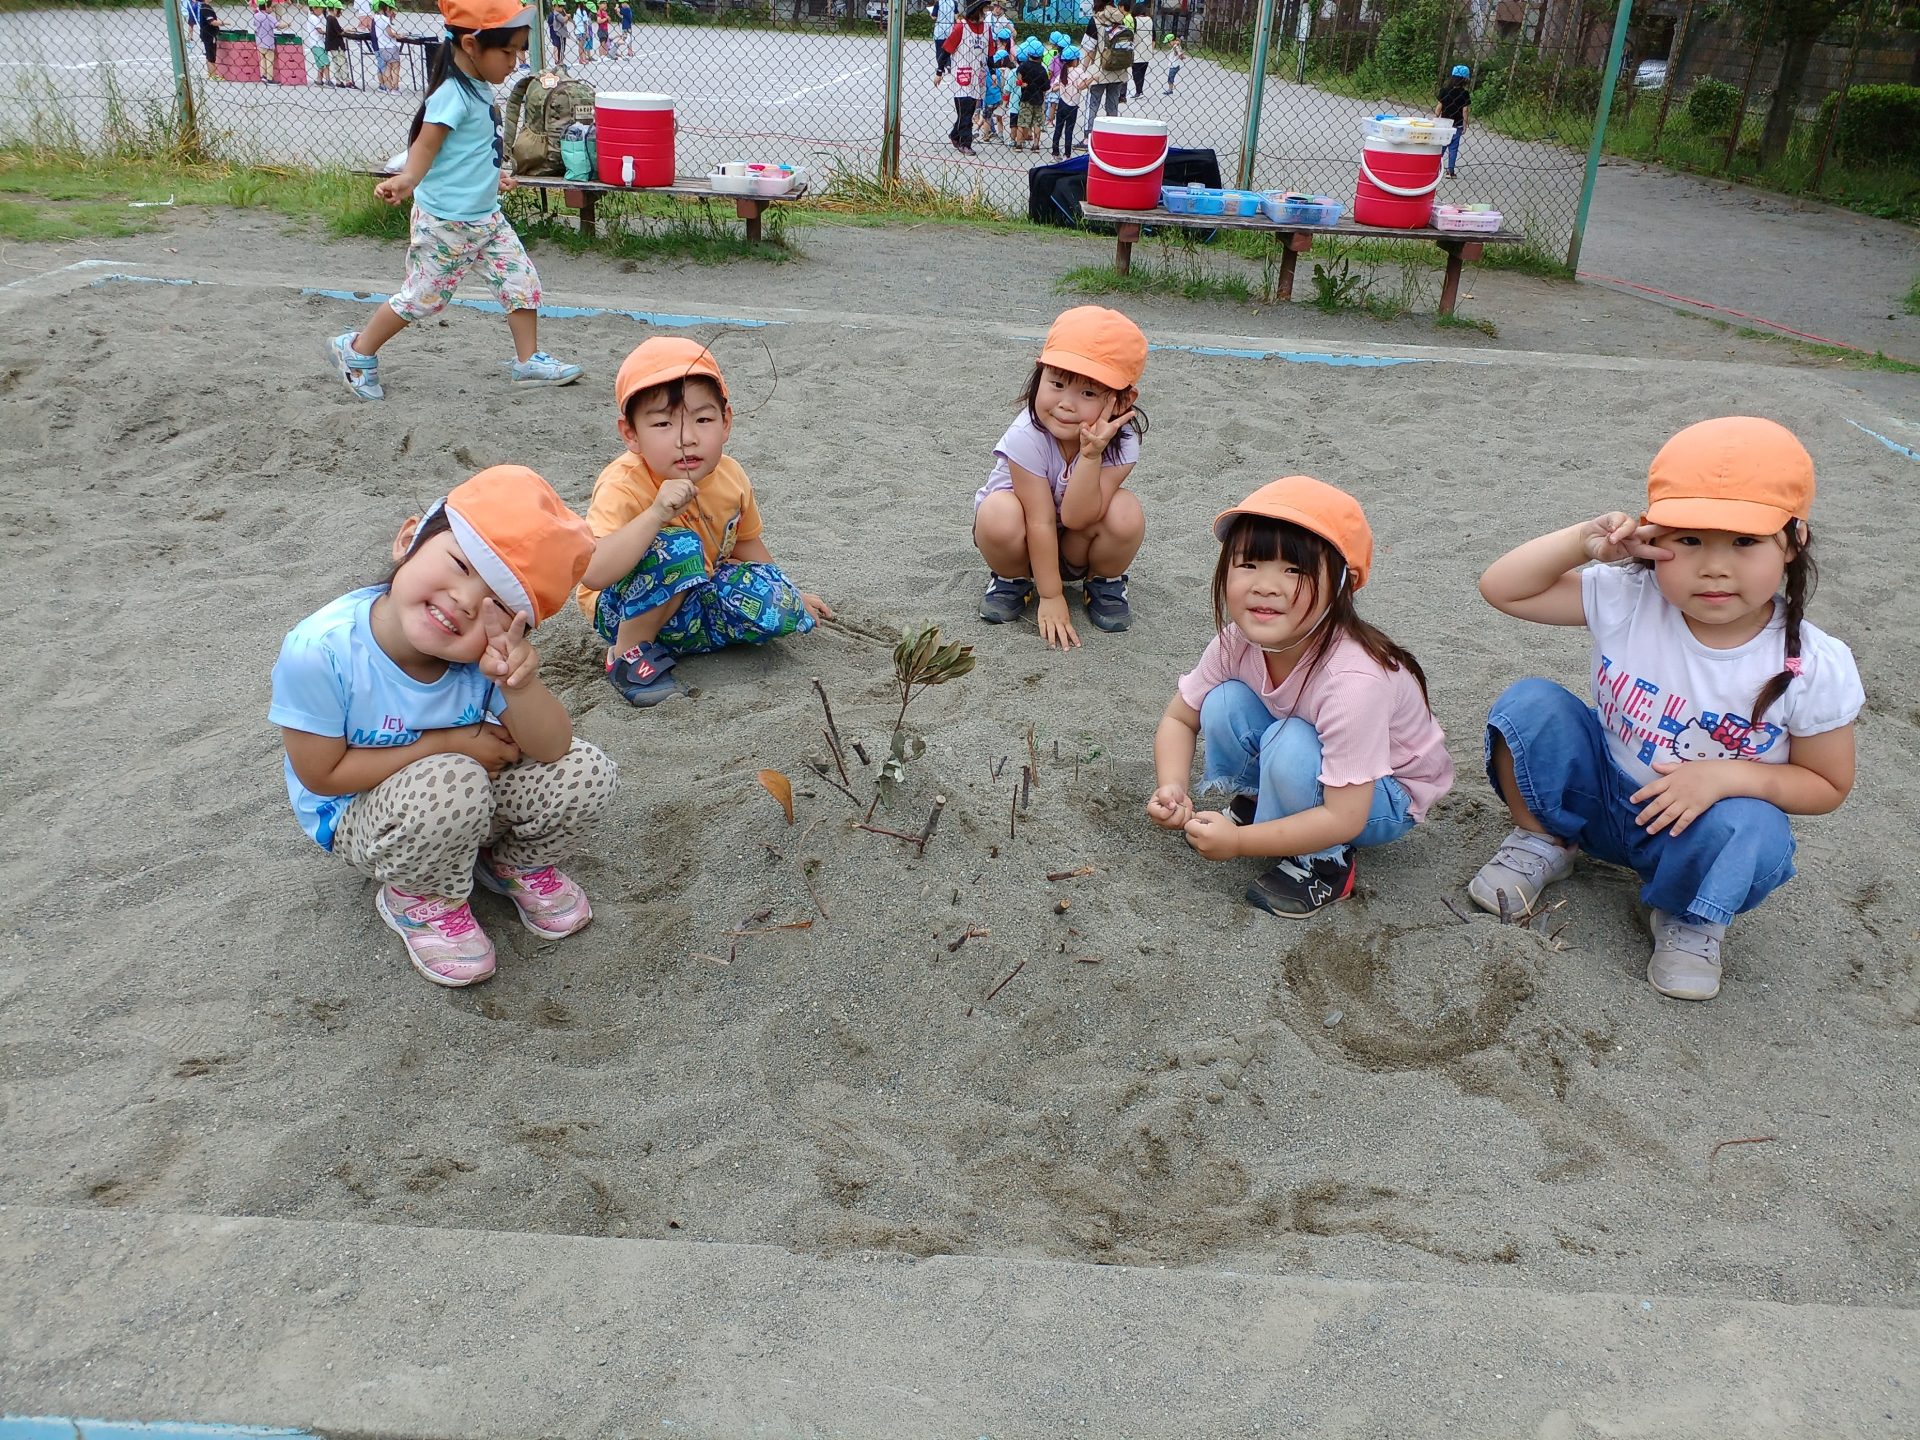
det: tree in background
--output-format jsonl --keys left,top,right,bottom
{"left": 1733, "top": 0, "right": 1853, "bottom": 163}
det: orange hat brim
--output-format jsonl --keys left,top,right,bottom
{"left": 1643, "top": 495, "right": 1794, "bottom": 536}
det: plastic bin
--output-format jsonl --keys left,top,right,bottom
{"left": 1435, "top": 204, "right": 1503, "bottom": 232}
{"left": 1364, "top": 115, "right": 1454, "bottom": 146}
{"left": 1262, "top": 192, "right": 1343, "bottom": 225}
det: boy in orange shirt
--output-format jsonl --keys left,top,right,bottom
{"left": 577, "top": 338, "right": 832, "bottom": 706}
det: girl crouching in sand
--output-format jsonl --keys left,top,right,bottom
{"left": 1147, "top": 478, "right": 1454, "bottom": 917}
{"left": 270, "top": 467, "right": 618, "bottom": 987}
{"left": 971, "top": 305, "right": 1148, "bottom": 646}
{"left": 1473, "top": 417, "right": 1861, "bottom": 1000}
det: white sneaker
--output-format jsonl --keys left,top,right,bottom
{"left": 1468, "top": 827, "right": 1576, "bottom": 918}
{"left": 1647, "top": 910, "right": 1725, "bottom": 1000}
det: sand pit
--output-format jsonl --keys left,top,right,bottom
{"left": 1, "top": 249, "right": 1917, "bottom": 1341}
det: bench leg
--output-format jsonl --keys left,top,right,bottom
{"left": 1114, "top": 221, "right": 1141, "bottom": 276}
{"left": 1275, "top": 231, "right": 1311, "bottom": 302}
{"left": 734, "top": 198, "right": 764, "bottom": 244}
{"left": 575, "top": 190, "right": 597, "bottom": 240}
{"left": 1437, "top": 240, "right": 1483, "bottom": 316}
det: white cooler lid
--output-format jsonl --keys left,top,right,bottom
{"left": 1091, "top": 117, "right": 1168, "bottom": 136}
{"left": 596, "top": 91, "right": 676, "bottom": 110}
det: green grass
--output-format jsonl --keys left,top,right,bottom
{"left": 1056, "top": 261, "right": 1254, "bottom": 305}
{"left": 1434, "top": 311, "right": 1498, "bottom": 338}
{"left": 1906, "top": 274, "right": 1920, "bottom": 317}
{"left": 0, "top": 194, "right": 158, "bottom": 241}
{"left": 1697, "top": 314, "right": 1920, "bottom": 373}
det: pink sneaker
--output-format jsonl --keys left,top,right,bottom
{"left": 374, "top": 885, "right": 497, "bottom": 986}
{"left": 475, "top": 854, "right": 593, "bottom": 939}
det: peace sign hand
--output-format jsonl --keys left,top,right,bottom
{"left": 1079, "top": 391, "right": 1137, "bottom": 459}
{"left": 480, "top": 598, "right": 540, "bottom": 689}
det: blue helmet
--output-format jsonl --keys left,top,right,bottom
{"left": 1451, "top": 64, "right": 1470, "bottom": 77}
{"left": 1061, "top": 43, "right": 1081, "bottom": 60}
{"left": 1050, "top": 29, "right": 1068, "bottom": 45}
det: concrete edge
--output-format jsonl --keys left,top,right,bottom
{"left": 3, "top": 1204, "right": 1914, "bottom": 1440}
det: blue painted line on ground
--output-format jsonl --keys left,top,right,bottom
{"left": 299, "top": 287, "right": 775, "bottom": 329}
{"left": 2, "top": 1419, "right": 317, "bottom": 1440}
{"left": 1148, "top": 340, "right": 1428, "bottom": 367}
{"left": 1846, "top": 418, "right": 1918, "bottom": 461}
{"left": 86, "top": 274, "right": 198, "bottom": 289}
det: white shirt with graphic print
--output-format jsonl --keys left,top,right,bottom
{"left": 1580, "top": 562, "right": 1863, "bottom": 788}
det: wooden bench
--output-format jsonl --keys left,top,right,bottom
{"left": 515, "top": 174, "right": 805, "bottom": 244}
{"left": 1078, "top": 201, "right": 1524, "bottom": 317}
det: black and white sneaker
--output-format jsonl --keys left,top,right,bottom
{"left": 1246, "top": 846, "right": 1356, "bottom": 919}
{"left": 980, "top": 572, "right": 1035, "bottom": 624}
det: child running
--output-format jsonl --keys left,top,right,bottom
{"left": 1148, "top": 478, "right": 1453, "bottom": 917}
{"left": 328, "top": 0, "right": 581, "bottom": 401}
{"left": 972, "top": 305, "right": 1146, "bottom": 644}
{"left": 270, "top": 466, "right": 616, "bottom": 987}
{"left": 1473, "top": 417, "right": 1861, "bottom": 1000}
{"left": 577, "top": 338, "right": 833, "bottom": 707}
{"left": 1161, "top": 32, "right": 1184, "bottom": 94}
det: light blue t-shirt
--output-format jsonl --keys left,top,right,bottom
{"left": 414, "top": 71, "right": 503, "bottom": 222}
{"left": 269, "top": 586, "right": 499, "bottom": 850}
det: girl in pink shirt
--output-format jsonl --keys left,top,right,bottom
{"left": 1147, "top": 477, "right": 1453, "bottom": 917}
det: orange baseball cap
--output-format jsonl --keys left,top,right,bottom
{"left": 438, "top": 0, "right": 534, "bottom": 28}
{"left": 1212, "top": 476, "right": 1374, "bottom": 591}
{"left": 421, "top": 466, "right": 594, "bottom": 626}
{"left": 1644, "top": 416, "right": 1813, "bottom": 536}
{"left": 615, "top": 337, "right": 729, "bottom": 415}
{"left": 1038, "top": 306, "right": 1147, "bottom": 393}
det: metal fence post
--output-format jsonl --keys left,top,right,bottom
{"left": 530, "top": 0, "right": 547, "bottom": 73}
{"left": 881, "top": 0, "right": 906, "bottom": 182}
{"left": 1566, "top": 0, "right": 1633, "bottom": 274}
{"left": 1235, "top": 0, "right": 1278, "bottom": 189}
{"left": 160, "top": 0, "right": 201, "bottom": 156}
{"left": 1810, "top": 0, "right": 1872, "bottom": 189}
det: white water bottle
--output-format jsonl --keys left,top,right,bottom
{"left": 621, "top": 154, "right": 634, "bottom": 187}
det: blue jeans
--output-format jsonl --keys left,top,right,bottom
{"left": 1444, "top": 129, "right": 1462, "bottom": 171}
{"left": 1485, "top": 678, "right": 1796, "bottom": 927}
{"left": 1198, "top": 680, "right": 1416, "bottom": 862}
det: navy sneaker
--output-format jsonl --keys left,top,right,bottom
{"left": 1246, "top": 847, "right": 1355, "bottom": 919}
{"left": 1083, "top": 573, "right": 1132, "bottom": 632}
{"left": 606, "top": 642, "right": 682, "bottom": 707}
{"left": 980, "top": 573, "right": 1035, "bottom": 624}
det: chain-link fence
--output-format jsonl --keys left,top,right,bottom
{"left": 2, "top": 0, "right": 1913, "bottom": 258}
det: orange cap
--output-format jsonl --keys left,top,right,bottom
{"left": 615, "top": 337, "right": 729, "bottom": 415}
{"left": 1644, "top": 416, "right": 1813, "bottom": 536}
{"left": 1038, "top": 305, "right": 1147, "bottom": 393}
{"left": 438, "top": 0, "right": 534, "bottom": 28}
{"left": 426, "top": 466, "right": 594, "bottom": 626}
{"left": 1212, "top": 476, "right": 1374, "bottom": 591}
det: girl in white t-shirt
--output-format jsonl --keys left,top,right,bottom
{"left": 1474, "top": 416, "right": 1862, "bottom": 1001}
{"left": 270, "top": 468, "right": 617, "bottom": 988}
{"left": 972, "top": 305, "right": 1148, "bottom": 647}
{"left": 1148, "top": 477, "right": 1453, "bottom": 918}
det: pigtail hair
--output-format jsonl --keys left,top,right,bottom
{"left": 1750, "top": 526, "right": 1817, "bottom": 726}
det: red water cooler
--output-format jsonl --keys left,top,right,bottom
{"left": 595, "top": 91, "right": 675, "bottom": 187}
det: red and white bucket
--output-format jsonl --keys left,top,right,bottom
{"left": 595, "top": 91, "right": 675, "bottom": 187}
{"left": 1353, "top": 128, "right": 1446, "bottom": 229}
{"left": 1087, "top": 117, "right": 1168, "bottom": 210}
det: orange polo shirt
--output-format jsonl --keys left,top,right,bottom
{"left": 575, "top": 451, "right": 765, "bottom": 620}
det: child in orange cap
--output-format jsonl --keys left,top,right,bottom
{"left": 271, "top": 466, "right": 618, "bottom": 987}
{"left": 972, "top": 305, "right": 1148, "bottom": 646}
{"left": 1147, "top": 477, "right": 1453, "bottom": 918}
{"left": 1475, "top": 417, "right": 1862, "bottom": 1000}
{"left": 327, "top": 0, "right": 582, "bottom": 401}
{"left": 576, "top": 337, "right": 833, "bottom": 707}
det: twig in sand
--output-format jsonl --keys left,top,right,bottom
{"left": 1047, "top": 865, "right": 1095, "bottom": 882}
{"left": 1071, "top": 955, "right": 1104, "bottom": 965}
{"left": 693, "top": 952, "right": 731, "bottom": 967}
{"left": 1708, "top": 1135, "right": 1776, "bottom": 1162}
{"left": 985, "top": 959, "right": 1027, "bottom": 1001}
{"left": 1020, "top": 765, "right": 1033, "bottom": 811}
{"left": 745, "top": 907, "right": 773, "bottom": 926}
{"left": 811, "top": 676, "right": 846, "bottom": 757}
{"left": 1009, "top": 782, "right": 1018, "bottom": 839}
{"left": 801, "top": 860, "right": 830, "bottom": 920}
{"left": 946, "top": 927, "right": 990, "bottom": 953}
{"left": 851, "top": 740, "right": 870, "bottom": 766}
{"left": 1052, "top": 739, "right": 1060, "bottom": 762}
{"left": 807, "top": 762, "right": 865, "bottom": 810}
{"left": 822, "top": 728, "right": 851, "bottom": 789}
{"left": 992, "top": 755, "right": 1008, "bottom": 780}
{"left": 858, "top": 822, "right": 928, "bottom": 847}
{"left": 918, "top": 795, "right": 947, "bottom": 851}
{"left": 1442, "top": 897, "right": 1475, "bottom": 925}
{"left": 1026, "top": 725, "right": 1040, "bottom": 784}
{"left": 723, "top": 919, "right": 816, "bottom": 936}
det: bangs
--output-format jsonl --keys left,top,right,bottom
{"left": 1223, "top": 514, "right": 1334, "bottom": 573}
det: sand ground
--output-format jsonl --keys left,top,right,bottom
{"left": 1, "top": 212, "right": 1917, "bottom": 1409}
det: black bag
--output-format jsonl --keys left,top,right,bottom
{"left": 1026, "top": 147, "right": 1222, "bottom": 228}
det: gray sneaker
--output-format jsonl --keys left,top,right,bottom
{"left": 328, "top": 330, "right": 383, "bottom": 400}
{"left": 509, "top": 351, "right": 583, "bottom": 388}
{"left": 1083, "top": 573, "right": 1132, "bottom": 632}
{"left": 1647, "top": 910, "right": 1725, "bottom": 1000}
{"left": 980, "top": 573, "right": 1035, "bottom": 624}
{"left": 1468, "top": 827, "right": 1576, "bottom": 918}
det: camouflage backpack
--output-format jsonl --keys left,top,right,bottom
{"left": 503, "top": 71, "right": 596, "bottom": 178}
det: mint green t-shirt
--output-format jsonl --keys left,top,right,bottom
{"left": 414, "top": 72, "right": 503, "bottom": 222}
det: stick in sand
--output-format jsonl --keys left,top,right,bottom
{"left": 822, "top": 728, "right": 850, "bottom": 789}
{"left": 985, "top": 959, "right": 1027, "bottom": 1001}
{"left": 919, "top": 795, "right": 947, "bottom": 851}
{"left": 1020, "top": 765, "right": 1033, "bottom": 811}
{"left": 1008, "top": 781, "right": 1018, "bottom": 839}
{"left": 1046, "top": 865, "right": 1095, "bottom": 882}
{"left": 1708, "top": 1135, "right": 1776, "bottom": 1161}
{"left": 1026, "top": 725, "right": 1040, "bottom": 785}
{"left": 811, "top": 677, "right": 846, "bottom": 757}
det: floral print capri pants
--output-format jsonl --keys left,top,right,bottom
{"left": 330, "top": 739, "right": 617, "bottom": 901}
{"left": 388, "top": 204, "right": 542, "bottom": 323}
{"left": 592, "top": 526, "right": 815, "bottom": 655}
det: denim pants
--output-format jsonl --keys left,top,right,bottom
{"left": 1485, "top": 678, "right": 1796, "bottom": 926}
{"left": 593, "top": 526, "right": 814, "bottom": 656}
{"left": 1444, "top": 129, "right": 1462, "bottom": 171}
{"left": 1198, "top": 680, "right": 1416, "bottom": 862}
{"left": 1083, "top": 81, "right": 1125, "bottom": 140}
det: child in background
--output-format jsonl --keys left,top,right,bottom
{"left": 972, "top": 305, "right": 1146, "bottom": 644}
{"left": 270, "top": 466, "right": 616, "bottom": 987}
{"left": 574, "top": 1, "right": 593, "bottom": 62}
{"left": 1160, "top": 31, "right": 1183, "bottom": 93}
{"left": 1437, "top": 63, "right": 1470, "bottom": 177}
{"left": 306, "top": 1, "right": 329, "bottom": 85}
{"left": 982, "top": 48, "right": 1014, "bottom": 143}
{"left": 370, "top": 0, "right": 401, "bottom": 91}
{"left": 1041, "top": 29, "right": 1065, "bottom": 134}
{"left": 941, "top": 0, "right": 989, "bottom": 154}
{"left": 1149, "top": 478, "right": 1452, "bottom": 917}
{"left": 323, "top": 0, "right": 351, "bottom": 85}
{"left": 618, "top": 0, "right": 633, "bottom": 55}
{"left": 254, "top": 1, "right": 277, "bottom": 83}
{"left": 1473, "top": 417, "right": 1861, "bottom": 1001}
{"left": 1129, "top": 5, "right": 1152, "bottom": 98}
{"left": 328, "top": 0, "right": 581, "bottom": 400}
{"left": 596, "top": 3, "right": 610, "bottom": 56}
{"left": 545, "top": 0, "right": 566, "bottom": 64}
{"left": 1015, "top": 39, "right": 1048, "bottom": 152}
{"left": 199, "top": 1, "right": 221, "bottom": 79}
{"left": 578, "top": 338, "right": 833, "bottom": 707}
{"left": 1053, "top": 44, "right": 1089, "bottom": 155}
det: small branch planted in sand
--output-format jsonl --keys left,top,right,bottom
{"left": 822, "top": 728, "right": 851, "bottom": 789}
{"left": 992, "top": 755, "right": 1008, "bottom": 781}
{"left": 1026, "top": 725, "right": 1040, "bottom": 785}
{"left": 918, "top": 795, "right": 947, "bottom": 851}
{"left": 1020, "top": 765, "right": 1034, "bottom": 812}
{"left": 1047, "top": 865, "right": 1095, "bottom": 882}
{"left": 1008, "top": 781, "right": 1019, "bottom": 839}
{"left": 985, "top": 959, "right": 1027, "bottom": 1001}
{"left": 807, "top": 762, "right": 865, "bottom": 811}
{"left": 811, "top": 677, "right": 846, "bottom": 760}
{"left": 856, "top": 821, "right": 931, "bottom": 850}
{"left": 947, "top": 926, "right": 990, "bottom": 953}
{"left": 1708, "top": 1135, "right": 1776, "bottom": 1162}
{"left": 851, "top": 741, "right": 870, "bottom": 766}
{"left": 1442, "top": 897, "right": 1475, "bottom": 925}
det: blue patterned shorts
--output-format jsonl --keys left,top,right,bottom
{"left": 593, "top": 526, "right": 814, "bottom": 654}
